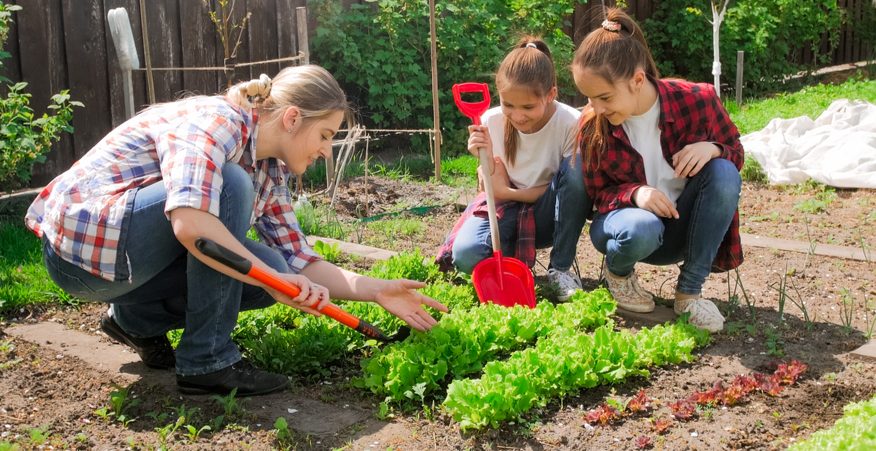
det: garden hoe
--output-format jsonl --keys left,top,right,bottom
{"left": 451, "top": 82, "right": 536, "bottom": 308}
{"left": 195, "top": 237, "right": 407, "bottom": 342}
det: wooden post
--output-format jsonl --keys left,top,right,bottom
{"left": 296, "top": 7, "right": 309, "bottom": 65}
{"left": 138, "top": 0, "right": 156, "bottom": 104}
{"left": 735, "top": 50, "right": 744, "bottom": 105}
{"left": 429, "top": 0, "right": 441, "bottom": 180}
{"left": 295, "top": 6, "right": 327, "bottom": 192}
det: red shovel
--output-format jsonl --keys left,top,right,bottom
{"left": 452, "top": 82, "right": 536, "bottom": 308}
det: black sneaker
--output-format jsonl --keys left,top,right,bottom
{"left": 100, "top": 313, "right": 175, "bottom": 369}
{"left": 177, "top": 359, "right": 289, "bottom": 397}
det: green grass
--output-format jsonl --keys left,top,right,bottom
{"left": 0, "top": 220, "right": 72, "bottom": 315}
{"left": 725, "top": 76, "right": 876, "bottom": 135}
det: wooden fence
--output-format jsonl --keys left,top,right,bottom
{"left": 2, "top": 0, "right": 873, "bottom": 185}
{"left": 3, "top": 0, "right": 309, "bottom": 186}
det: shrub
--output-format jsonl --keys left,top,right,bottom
{"left": 311, "top": 0, "right": 579, "bottom": 155}
{"left": 0, "top": 2, "right": 81, "bottom": 192}
{"left": 643, "top": 0, "right": 843, "bottom": 95}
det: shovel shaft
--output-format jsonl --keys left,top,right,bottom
{"left": 195, "top": 238, "right": 390, "bottom": 341}
{"left": 478, "top": 147, "right": 502, "bottom": 254}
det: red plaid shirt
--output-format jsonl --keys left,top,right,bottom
{"left": 580, "top": 78, "right": 744, "bottom": 271}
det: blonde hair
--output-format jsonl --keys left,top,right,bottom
{"left": 495, "top": 36, "right": 556, "bottom": 167}
{"left": 227, "top": 64, "right": 354, "bottom": 128}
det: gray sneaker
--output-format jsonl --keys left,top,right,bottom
{"left": 548, "top": 268, "right": 581, "bottom": 302}
{"left": 603, "top": 266, "right": 655, "bottom": 313}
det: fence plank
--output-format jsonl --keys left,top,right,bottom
{"left": 142, "top": 0, "right": 182, "bottom": 102}
{"left": 16, "top": 0, "right": 72, "bottom": 185}
{"left": 276, "top": 0, "right": 306, "bottom": 69}
{"left": 62, "top": 1, "right": 112, "bottom": 160}
{"left": 247, "top": 0, "right": 280, "bottom": 77}
{"left": 180, "top": 0, "right": 221, "bottom": 96}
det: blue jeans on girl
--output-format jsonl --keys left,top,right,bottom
{"left": 42, "top": 163, "right": 285, "bottom": 376}
{"left": 589, "top": 159, "right": 741, "bottom": 295}
{"left": 451, "top": 155, "right": 591, "bottom": 273}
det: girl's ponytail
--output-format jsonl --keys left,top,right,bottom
{"left": 573, "top": 7, "right": 658, "bottom": 171}
{"left": 497, "top": 36, "right": 556, "bottom": 167}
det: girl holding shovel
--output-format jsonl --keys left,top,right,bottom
{"left": 26, "top": 65, "right": 447, "bottom": 396}
{"left": 572, "top": 9, "right": 744, "bottom": 332}
{"left": 436, "top": 37, "right": 592, "bottom": 302}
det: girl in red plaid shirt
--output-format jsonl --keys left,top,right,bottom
{"left": 571, "top": 9, "right": 744, "bottom": 332}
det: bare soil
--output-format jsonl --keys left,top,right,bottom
{"left": 1, "top": 177, "right": 874, "bottom": 450}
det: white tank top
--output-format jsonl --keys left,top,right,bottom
{"left": 622, "top": 97, "right": 687, "bottom": 203}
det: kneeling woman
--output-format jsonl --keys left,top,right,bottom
{"left": 26, "top": 65, "right": 446, "bottom": 396}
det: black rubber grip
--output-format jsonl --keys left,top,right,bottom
{"left": 195, "top": 238, "right": 252, "bottom": 275}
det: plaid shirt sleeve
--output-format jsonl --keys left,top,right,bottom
{"left": 705, "top": 91, "right": 744, "bottom": 170}
{"left": 158, "top": 113, "right": 244, "bottom": 218}
{"left": 254, "top": 182, "right": 321, "bottom": 273}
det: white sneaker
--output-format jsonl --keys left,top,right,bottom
{"left": 675, "top": 298, "right": 724, "bottom": 332}
{"left": 603, "top": 266, "right": 655, "bottom": 313}
{"left": 548, "top": 268, "right": 581, "bottom": 302}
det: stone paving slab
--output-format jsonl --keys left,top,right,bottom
{"left": 849, "top": 339, "right": 876, "bottom": 363}
{"left": 615, "top": 304, "right": 678, "bottom": 326}
{"left": 4, "top": 322, "right": 371, "bottom": 436}
{"left": 741, "top": 233, "right": 870, "bottom": 262}
{"left": 306, "top": 236, "right": 397, "bottom": 261}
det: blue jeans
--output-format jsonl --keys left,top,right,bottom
{"left": 451, "top": 155, "right": 591, "bottom": 273}
{"left": 589, "top": 159, "right": 741, "bottom": 294}
{"left": 42, "top": 164, "right": 287, "bottom": 376}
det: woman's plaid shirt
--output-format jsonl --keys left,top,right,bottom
{"left": 25, "top": 96, "right": 319, "bottom": 281}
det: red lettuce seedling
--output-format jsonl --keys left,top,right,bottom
{"left": 584, "top": 403, "right": 621, "bottom": 425}
{"left": 652, "top": 416, "right": 674, "bottom": 434}
{"left": 626, "top": 389, "right": 653, "bottom": 414}
{"left": 635, "top": 435, "right": 653, "bottom": 449}
{"left": 723, "top": 374, "right": 758, "bottom": 405}
{"left": 669, "top": 398, "right": 697, "bottom": 420}
{"left": 773, "top": 360, "right": 807, "bottom": 385}
{"left": 692, "top": 381, "right": 725, "bottom": 406}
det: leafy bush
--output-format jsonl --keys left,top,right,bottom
{"left": 0, "top": 2, "right": 81, "bottom": 192}
{"left": 643, "top": 0, "right": 843, "bottom": 95}
{"left": 311, "top": 0, "right": 579, "bottom": 155}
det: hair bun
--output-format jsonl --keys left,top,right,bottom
{"left": 245, "top": 73, "right": 272, "bottom": 99}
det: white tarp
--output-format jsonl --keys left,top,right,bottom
{"left": 741, "top": 99, "right": 876, "bottom": 188}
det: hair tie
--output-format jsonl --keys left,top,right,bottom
{"left": 245, "top": 73, "right": 272, "bottom": 99}
{"left": 524, "top": 42, "right": 537, "bottom": 49}
{"left": 601, "top": 19, "right": 621, "bottom": 32}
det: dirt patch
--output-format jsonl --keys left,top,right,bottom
{"left": 1, "top": 178, "right": 874, "bottom": 450}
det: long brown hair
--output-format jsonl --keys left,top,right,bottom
{"left": 495, "top": 36, "right": 556, "bottom": 167}
{"left": 572, "top": 8, "right": 658, "bottom": 170}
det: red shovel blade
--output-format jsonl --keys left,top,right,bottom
{"left": 472, "top": 252, "right": 536, "bottom": 308}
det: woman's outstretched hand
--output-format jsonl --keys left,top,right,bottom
{"left": 375, "top": 280, "right": 449, "bottom": 332}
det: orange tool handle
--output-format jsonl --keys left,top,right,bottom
{"left": 195, "top": 238, "right": 389, "bottom": 341}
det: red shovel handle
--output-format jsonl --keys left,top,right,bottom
{"left": 452, "top": 82, "right": 491, "bottom": 125}
{"left": 195, "top": 238, "right": 390, "bottom": 341}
